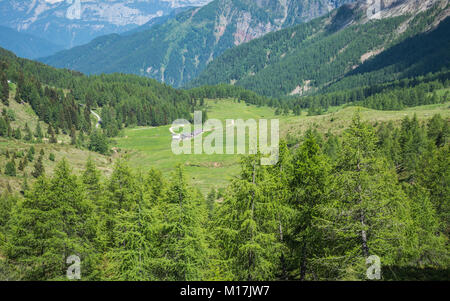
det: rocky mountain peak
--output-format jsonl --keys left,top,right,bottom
{"left": 0, "top": 0, "right": 213, "bottom": 48}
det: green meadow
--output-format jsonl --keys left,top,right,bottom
{"left": 113, "top": 99, "right": 282, "bottom": 193}
{"left": 113, "top": 99, "right": 450, "bottom": 194}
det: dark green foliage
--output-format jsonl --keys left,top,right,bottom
{"left": 23, "top": 123, "right": 32, "bottom": 142}
{"left": 0, "top": 113, "right": 448, "bottom": 280}
{"left": 31, "top": 155, "right": 44, "bottom": 178}
{"left": 0, "top": 61, "right": 9, "bottom": 105}
{"left": 88, "top": 130, "right": 109, "bottom": 155}
{"left": 34, "top": 122, "right": 43, "bottom": 141}
{"left": 48, "top": 125, "right": 57, "bottom": 144}
{"left": 6, "top": 160, "right": 98, "bottom": 280}
{"left": 12, "top": 127, "right": 21, "bottom": 140}
{"left": 4, "top": 160, "right": 16, "bottom": 176}
{"left": 41, "top": 0, "right": 352, "bottom": 88}
{"left": 192, "top": 3, "right": 450, "bottom": 98}
{"left": 0, "top": 47, "right": 196, "bottom": 141}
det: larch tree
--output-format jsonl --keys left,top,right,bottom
{"left": 288, "top": 132, "right": 331, "bottom": 280}
{"left": 317, "top": 112, "right": 416, "bottom": 280}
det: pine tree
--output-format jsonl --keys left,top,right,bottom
{"left": 7, "top": 160, "right": 97, "bottom": 280}
{"left": 88, "top": 129, "right": 109, "bottom": 154}
{"left": 27, "top": 149, "right": 34, "bottom": 163}
{"left": 288, "top": 132, "right": 330, "bottom": 280}
{"left": 5, "top": 160, "right": 16, "bottom": 177}
{"left": 13, "top": 128, "right": 21, "bottom": 140}
{"left": 105, "top": 204, "right": 154, "bottom": 280}
{"left": 98, "top": 160, "right": 138, "bottom": 249}
{"left": 48, "top": 124, "right": 57, "bottom": 144}
{"left": 316, "top": 112, "right": 416, "bottom": 280}
{"left": 23, "top": 123, "right": 33, "bottom": 141}
{"left": 0, "top": 117, "right": 7, "bottom": 137}
{"left": 34, "top": 122, "right": 43, "bottom": 142}
{"left": 214, "top": 156, "right": 282, "bottom": 280}
{"left": 399, "top": 115, "right": 428, "bottom": 182}
{"left": 18, "top": 158, "right": 25, "bottom": 171}
{"left": 416, "top": 144, "right": 450, "bottom": 235}
{"left": 0, "top": 69, "right": 9, "bottom": 106}
{"left": 403, "top": 184, "right": 448, "bottom": 268}
{"left": 149, "top": 165, "right": 210, "bottom": 280}
{"left": 31, "top": 155, "right": 44, "bottom": 178}
{"left": 82, "top": 157, "right": 102, "bottom": 202}
{"left": 427, "top": 114, "right": 447, "bottom": 147}
{"left": 70, "top": 127, "right": 77, "bottom": 145}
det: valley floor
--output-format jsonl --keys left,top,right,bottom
{"left": 112, "top": 99, "right": 450, "bottom": 194}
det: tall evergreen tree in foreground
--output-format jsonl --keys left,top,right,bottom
{"left": 214, "top": 156, "right": 282, "bottom": 281}
{"left": 316, "top": 112, "right": 416, "bottom": 280}
{"left": 288, "top": 132, "right": 330, "bottom": 280}
{"left": 148, "top": 165, "right": 210, "bottom": 281}
{"left": 6, "top": 160, "right": 98, "bottom": 280}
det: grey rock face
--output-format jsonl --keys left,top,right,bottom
{"left": 0, "top": 0, "right": 212, "bottom": 48}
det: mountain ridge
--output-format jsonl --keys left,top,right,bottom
{"left": 190, "top": 0, "right": 450, "bottom": 97}
{"left": 0, "top": 0, "right": 211, "bottom": 49}
{"left": 40, "top": 0, "right": 356, "bottom": 87}
{"left": 0, "top": 25, "right": 63, "bottom": 59}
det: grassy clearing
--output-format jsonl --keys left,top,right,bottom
{"left": 0, "top": 91, "right": 112, "bottom": 193}
{"left": 282, "top": 102, "right": 450, "bottom": 138}
{"left": 2, "top": 89, "right": 448, "bottom": 194}
{"left": 114, "top": 99, "right": 450, "bottom": 194}
{"left": 0, "top": 138, "right": 113, "bottom": 192}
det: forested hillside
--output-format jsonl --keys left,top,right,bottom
{"left": 1, "top": 111, "right": 448, "bottom": 280}
{"left": 191, "top": 0, "right": 450, "bottom": 97}
{"left": 0, "top": 47, "right": 196, "bottom": 140}
{"left": 0, "top": 0, "right": 449, "bottom": 283}
{"left": 40, "top": 0, "right": 355, "bottom": 87}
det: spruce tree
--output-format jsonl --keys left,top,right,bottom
{"left": 48, "top": 125, "right": 57, "bottom": 144}
{"left": 13, "top": 128, "right": 21, "bottom": 140}
{"left": 4, "top": 160, "right": 16, "bottom": 177}
{"left": 23, "top": 123, "right": 32, "bottom": 141}
{"left": 31, "top": 155, "right": 44, "bottom": 178}
{"left": 0, "top": 70, "right": 9, "bottom": 106}
{"left": 82, "top": 157, "right": 102, "bottom": 203}
{"left": 34, "top": 122, "right": 43, "bottom": 142}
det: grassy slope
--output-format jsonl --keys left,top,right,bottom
{"left": 114, "top": 98, "right": 450, "bottom": 194}
{"left": 0, "top": 87, "right": 113, "bottom": 193}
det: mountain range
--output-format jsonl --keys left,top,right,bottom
{"left": 0, "top": 25, "right": 63, "bottom": 59}
{"left": 0, "top": 0, "right": 211, "bottom": 49}
{"left": 40, "top": 0, "right": 356, "bottom": 87}
{"left": 190, "top": 0, "right": 450, "bottom": 96}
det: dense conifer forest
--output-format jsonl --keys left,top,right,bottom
{"left": 191, "top": 2, "right": 450, "bottom": 98}
{"left": 0, "top": 111, "right": 448, "bottom": 280}
{"left": 0, "top": 0, "right": 449, "bottom": 283}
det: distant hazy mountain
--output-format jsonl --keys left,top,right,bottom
{"left": 0, "top": 0, "right": 212, "bottom": 49}
{"left": 191, "top": 0, "right": 450, "bottom": 97}
{"left": 0, "top": 25, "right": 63, "bottom": 59}
{"left": 123, "top": 6, "right": 194, "bottom": 36}
{"left": 40, "top": 0, "right": 356, "bottom": 87}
